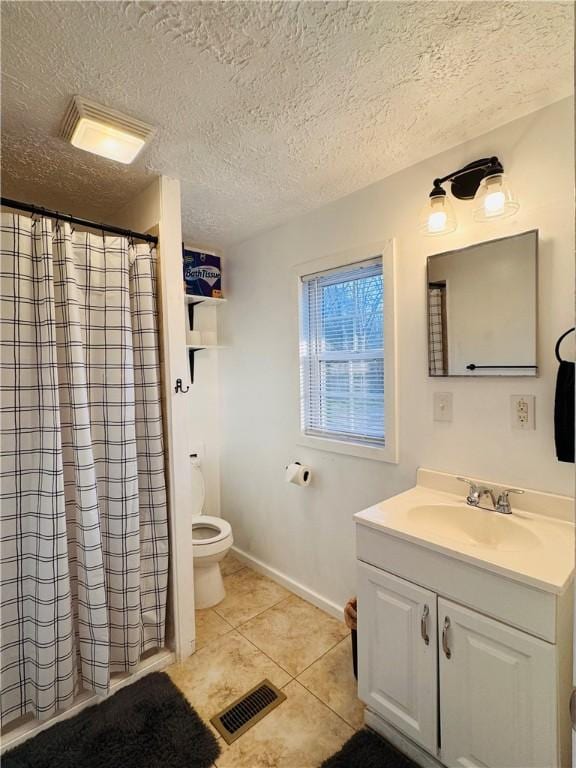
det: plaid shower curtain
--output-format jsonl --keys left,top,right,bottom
{"left": 0, "top": 214, "right": 169, "bottom": 727}
{"left": 428, "top": 285, "right": 446, "bottom": 376}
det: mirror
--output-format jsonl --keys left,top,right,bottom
{"left": 427, "top": 230, "right": 537, "bottom": 376}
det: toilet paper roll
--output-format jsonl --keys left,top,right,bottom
{"left": 285, "top": 462, "right": 312, "bottom": 487}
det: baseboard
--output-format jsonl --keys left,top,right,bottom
{"left": 364, "top": 709, "right": 442, "bottom": 767}
{"left": 1, "top": 649, "right": 175, "bottom": 754}
{"left": 231, "top": 546, "right": 345, "bottom": 622}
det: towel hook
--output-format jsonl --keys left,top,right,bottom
{"left": 555, "top": 327, "right": 575, "bottom": 363}
{"left": 174, "top": 378, "right": 190, "bottom": 394}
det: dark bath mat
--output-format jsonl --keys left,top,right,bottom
{"left": 321, "top": 728, "right": 420, "bottom": 768}
{"left": 3, "top": 672, "right": 220, "bottom": 768}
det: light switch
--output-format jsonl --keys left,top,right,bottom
{"left": 511, "top": 394, "right": 535, "bottom": 430}
{"left": 434, "top": 392, "right": 453, "bottom": 422}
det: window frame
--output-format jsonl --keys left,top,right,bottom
{"left": 295, "top": 241, "right": 398, "bottom": 463}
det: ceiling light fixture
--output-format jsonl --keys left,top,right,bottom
{"left": 61, "top": 96, "right": 156, "bottom": 164}
{"left": 420, "top": 156, "right": 519, "bottom": 236}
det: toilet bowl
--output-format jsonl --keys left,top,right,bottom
{"left": 191, "top": 457, "right": 233, "bottom": 609}
{"left": 193, "top": 516, "right": 233, "bottom": 609}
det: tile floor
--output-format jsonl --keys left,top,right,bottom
{"left": 167, "top": 553, "right": 364, "bottom": 767}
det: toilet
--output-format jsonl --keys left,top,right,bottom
{"left": 191, "top": 456, "right": 233, "bottom": 609}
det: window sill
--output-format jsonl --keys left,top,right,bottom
{"left": 296, "top": 433, "right": 398, "bottom": 463}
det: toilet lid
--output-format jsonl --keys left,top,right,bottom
{"left": 192, "top": 515, "right": 232, "bottom": 545}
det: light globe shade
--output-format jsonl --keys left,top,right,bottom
{"left": 420, "top": 193, "right": 456, "bottom": 236}
{"left": 70, "top": 118, "right": 146, "bottom": 164}
{"left": 473, "top": 173, "right": 519, "bottom": 222}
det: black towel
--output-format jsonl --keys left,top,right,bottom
{"left": 554, "top": 360, "right": 575, "bottom": 462}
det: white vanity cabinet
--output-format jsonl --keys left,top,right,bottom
{"left": 356, "top": 522, "right": 573, "bottom": 768}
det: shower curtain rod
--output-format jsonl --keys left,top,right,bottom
{"left": 0, "top": 197, "right": 158, "bottom": 245}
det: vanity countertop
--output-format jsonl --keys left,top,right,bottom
{"left": 355, "top": 484, "right": 574, "bottom": 594}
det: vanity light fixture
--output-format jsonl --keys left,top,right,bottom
{"left": 420, "top": 156, "right": 519, "bottom": 235}
{"left": 61, "top": 96, "right": 156, "bottom": 164}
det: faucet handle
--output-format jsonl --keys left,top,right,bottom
{"left": 456, "top": 477, "right": 480, "bottom": 505}
{"left": 498, "top": 488, "right": 524, "bottom": 498}
{"left": 456, "top": 476, "right": 478, "bottom": 489}
{"left": 495, "top": 488, "right": 524, "bottom": 514}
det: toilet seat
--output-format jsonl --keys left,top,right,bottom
{"left": 192, "top": 515, "right": 232, "bottom": 546}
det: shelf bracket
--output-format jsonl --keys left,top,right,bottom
{"left": 189, "top": 348, "right": 195, "bottom": 384}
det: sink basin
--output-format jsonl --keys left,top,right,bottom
{"left": 406, "top": 504, "right": 540, "bottom": 552}
{"left": 355, "top": 477, "right": 574, "bottom": 593}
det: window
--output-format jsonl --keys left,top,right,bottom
{"left": 299, "top": 257, "right": 385, "bottom": 449}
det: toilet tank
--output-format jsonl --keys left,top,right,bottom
{"left": 190, "top": 456, "right": 205, "bottom": 517}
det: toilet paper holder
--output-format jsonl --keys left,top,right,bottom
{"left": 285, "top": 461, "right": 311, "bottom": 486}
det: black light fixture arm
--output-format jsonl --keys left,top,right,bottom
{"left": 429, "top": 157, "right": 504, "bottom": 200}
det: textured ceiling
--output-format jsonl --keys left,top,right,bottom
{"left": 1, "top": 1, "right": 573, "bottom": 248}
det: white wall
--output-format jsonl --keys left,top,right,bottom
{"left": 219, "top": 98, "right": 575, "bottom": 610}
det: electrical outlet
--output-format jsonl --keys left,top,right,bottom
{"left": 434, "top": 392, "right": 453, "bottom": 422}
{"left": 511, "top": 395, "right": 535, "bottom": 430}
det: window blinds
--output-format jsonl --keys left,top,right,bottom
{"left": 300, "top": 257, "right": 384, "bottom": 447}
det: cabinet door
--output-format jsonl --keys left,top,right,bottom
{"left": 438, "top": 598, "right": 557, "bottom": 768}
{"left": 358, "top": 562, "right": 438, "bottom": 752}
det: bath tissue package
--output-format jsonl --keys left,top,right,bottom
{"left": 285, "top": 462, "right": 312, "bottom": 487}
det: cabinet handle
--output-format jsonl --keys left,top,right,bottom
{"left": 442, "top": 616, "right": 452, "bottom": 659}
{"left": 420, "top": 605, "right": 430, "bottom": 646}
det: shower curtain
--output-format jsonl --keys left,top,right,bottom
{"left": 0, "top": 213, "right": 169, "bottom": 727}
{"left": 428, "top": 284, "right": 447, "bottom": 376}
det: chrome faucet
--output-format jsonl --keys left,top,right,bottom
{"left": 457, "top": 477, "right": 523, "bottom": 515}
